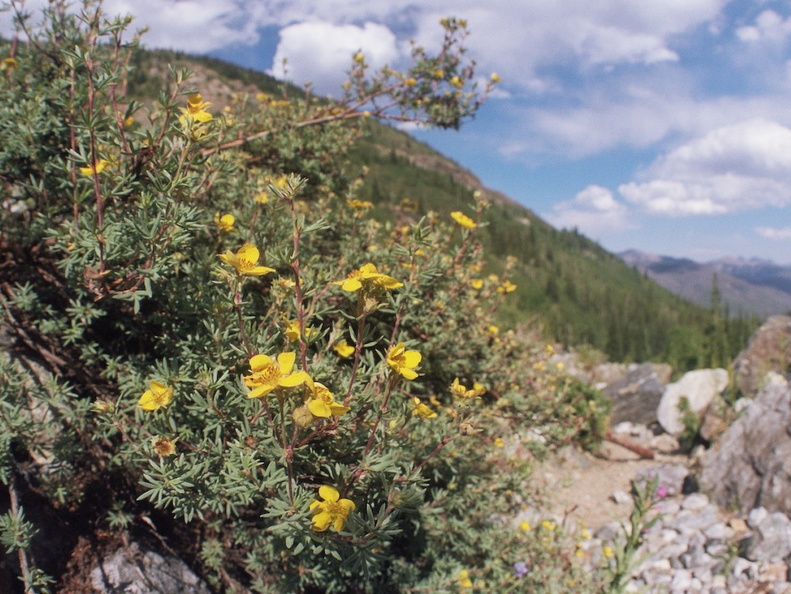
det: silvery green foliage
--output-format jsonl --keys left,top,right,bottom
{"left": 0, "top": 1, "right": 609, "bottom": 591}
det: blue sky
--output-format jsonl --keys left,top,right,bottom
{"left": 6, "top": 0, "right": 791, "bottom": 264}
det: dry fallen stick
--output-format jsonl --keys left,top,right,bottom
{"left": 604, "top": 430, "right": 655, "bottom": 459}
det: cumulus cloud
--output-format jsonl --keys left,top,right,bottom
{"left": 755, "top": 226, "right": 791, "bottom": 240}
{"left": 619, "top": 119, "right": 791, "bottom": 216}
{"left": 736, "top": 10, "right": 791, "bottom": 43}
{"left": 268, "top": 21, "right": 398, "bottom": 94}
{"left": 547, "top": 185, "right": 635, "bottom": 234}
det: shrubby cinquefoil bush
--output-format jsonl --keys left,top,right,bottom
{"left": 0, "top": 1, "right": 610, "bottom": 591}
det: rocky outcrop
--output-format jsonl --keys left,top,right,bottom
{"left": 699, "top": 374, "right": 791, "bottom": 516}
{"left": 733, "top": 315, "right": 791, "bottom": 398}
{"left": 657, "top": 369, "right": 728, "bottom": 436}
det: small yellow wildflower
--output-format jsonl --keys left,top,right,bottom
{"left": 450, "top": 378, "right": 486, "bottom": 399}
{"left": 486, "top": 325, "right": 499, "bottom": 336}
{"left": 405, "top": 77, "right": 417, "bottom": 87}
{"left": 333, "top": 263, "right": 403, "bottom": 293}
{"left": 243, "top": 352, "right": 310, "bottom": 399}
{"left": 353, "top": 52, "right": 365, "bottom": 64}
{"left": 306, "top": 380, "right": 349, "bottom": 418}
{"left": 218, "top": 244, "right": 275, "bottom": 276}
{"left": 152, "top": 436, "right": 176, "bottom": 457}
{"left": 470, "top": 278, "right": 484, "bottom": 290}
{"left": 581, "top": 527, "right": 592, "bottom": 540}
{"left": 519, "top": 520, "right": 532, "bottom": 532}
{"left": 214, "top": 213, "right": 235, "bottom": 232}
{"left": 123, "top": 115, "right": 135, "bottom": 128}
{"left": 493, "top": 437, "right": 504, "bottom": 448}
{"left": 450, "top": 75, "right": 463, "bottom": 88}
{"left": 1, "top": 56, "right": 18, "bottom": 72}
{"left": 498, "top": 280, "right": 518, "bottom": 294}
{"left": 254, "top": 191, "right": 269, "bottom": 204}
{"left": 458, "top": 570, "right": 473, "bottom": 588}
{"left": 542, "top": 520, "right": 556, "bottom": 531}
{"left": 137, "top": 381, "right": 174, "bottom": 411}
{"left": 333, "top": 341, "right": 355, "bottom": 358}
{"left": 346, "top": 199, "right": 373, "bottom": 210}
{"left": 490, "top": 72, "right": 501, "bottom": 83}
{"left": 79, "top": 159, "right": 110, "bottom": 177}
{"left": 310, "top": 486, "right": 355, "bottom": 532}
{"left": 450, "top": 211, "right": 477, "bottom": 230}
{"left": 278, "top": 278, "right": 296, "bottom": 291}
{"left": 179, "top": 93, "right": 212, "bottom": 124}
{"left": 412, "top": 397, "right": 437, "bottom": 419}
{"left": 386, "top": 343, "right": 421, "bottom": 380}
{"left": 603, "top": 546, "right": 615, "bottom": 559}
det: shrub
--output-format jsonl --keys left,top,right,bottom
{"left": 0, "top": 2, "right": 609, "bottom": 591}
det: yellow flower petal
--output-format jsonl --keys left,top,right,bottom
{"left": 319, "top": 485, "right": 339, "bottom": 502}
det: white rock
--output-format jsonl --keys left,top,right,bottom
{"left": 748, "top": 507, "right": 768, "bottom": 528}
{"left": 657, "top": 368, "right": 729, "bottom": 435}
{"left": 681, "top": 493, "right": 710, "bottom": 511}
{"left": 612, "top": 490, "right": 631, "bottom": 505}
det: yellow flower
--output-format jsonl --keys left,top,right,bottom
{"left": 254, "top": 191, "right": 269, "bottom": 204}
{"left": 152, "top": 436, "right": 176, "bottom": 457}
{"left": 218, "top": 244, "right": 275, "bottom": 276}
{"left": 412, "top": 397, "right": 437, "bottom": 419}
{"left": 310, "top": 486, "right": 355, "bottom": 532}
{"left": 490, "top": 72, "right": 501, "bottom": 83}
{"left": 179, "top": 93, "right": 212, "bottom": 124}
{"left": 470, "top": 278, "right": 484, "bottom": 290}
{"left": 79, "top": 158, "right": 110, "bottom": 177}
{"left": 519, "top": 520, "right": 532, "bottom": 532}
{"left": 123, "top": 115, "right": 135, "bottom": 128}
{"left": 493, "top": 437, "right": 504, "bottom": 448}
{"left": 542, "top": 520, "right": 556, "bottom": 531}
{"left": 243, "top": 352, "right": 310, "bottom": 399}
{"left": 450, "top": 378, "right": 486, "bottom": 399}
{"left": 497, "top": 280, "right": 517, "bottom": 294}
{"left": 346, "top": 199, "right": 373, "bottom": 210}
{"left": 333, "top": 341, "right": 355, "bottom": 358}
{"left": 603, "top": 546, "right": 614, "bottom": 559}
{"left": 486, "top": 325, "right": 499, "bottom": 336}
{"left": 306, "top": 380, "right": 350, "bottom": 418}
{"left": 333, "top": 263, "right": 403, "bottom": 293}
{"left": 214, "top": 213, "right": 235, "bottom": 232}
{"left": 405, "top": 77, "right": 417, "bottom": 87}
{"left": 283, "top": 319, "right": 316, "bottom": 343}
{"left": 386, "top": 343, "right": 421, "bottom": 380}
{"left": 458, "top": 570, "right": 473, "bottom": 588}
{"left": 137, "top": 381, "right": 174, "bottom": 411}
{"left": 450, "top": 211, "right": 477, "bottom": 229}
{"left": 450, "top": 75, "right": 463, "bottom": 88}
{"left": 1, "top": 56, "right": 18, "bottom": 72}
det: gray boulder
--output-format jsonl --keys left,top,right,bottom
{"left": 743, "top": 510, "right": 791, "bottom": 562}
{"left": 699, "top": 375, "right": 791, "bottom": 515}
{"left": 603, "top": 363, "right": 667, "bottom": 426}
{"left": 733, "top": 315, "right": 791, "bottom": 398}
{"left": 91, "top": 540, "right": 211, "bottom": 594}
{"left": 657, "top": 369, "right": 728, "bottom": 436}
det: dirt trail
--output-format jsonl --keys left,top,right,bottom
{"left": 533, "top": 441, "right": 691, "bottom": 530}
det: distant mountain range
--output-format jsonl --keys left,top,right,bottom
{"left": 619, "top": 250, "right": 791, "bottom": 318}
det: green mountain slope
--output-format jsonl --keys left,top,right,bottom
{"left": 130, "top": 49, "right": 759, "bottom": 371}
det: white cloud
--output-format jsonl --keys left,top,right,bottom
{"left": 755, "top": 226, "right": 791, "bottom": 240}
{"left": 736, "top": 10, "right": 791, "bottom": 43}
{"left": 268, "top": 21, "right": 398, "bottom": 93}
{"left": 547, "top": 185, "right": 635, "bottom": 234}
{"left": 619, "top": 119, "right": 791, "bottom": 216}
